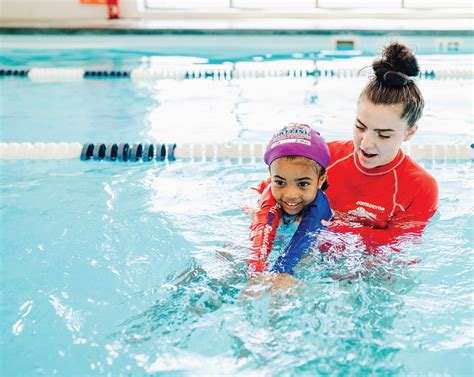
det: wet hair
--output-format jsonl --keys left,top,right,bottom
{"left": 360, "top": 41, "right": 424, "bottom": 129}
{"left": 276, "top": 156, "right": 329, "bottom": 191}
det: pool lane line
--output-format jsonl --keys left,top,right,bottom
{"left": 1, "top": 67, "right": 472, "bottom": 81}
{"left": 0, "top": 142, "right": 473, "bottom": 162}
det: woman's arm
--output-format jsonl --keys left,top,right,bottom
{"left": 329, "top": 179, "right": 438, "bottom": 247}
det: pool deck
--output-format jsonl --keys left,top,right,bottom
{"left": 1, "top": 9, "right": 473, "bottom": 34}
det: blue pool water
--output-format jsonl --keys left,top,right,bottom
{"left": 1, "top": 35, "right": 473, "bottom": 376}
{"left": 1, "top": 33, "right": 473, "bottom": 66}
{"left": 1, "top": 64, "right": 472, "bottom": 145}
{"left": 1, "top": 35, "right": 472, "bottom": 145}
{"left": 1, "top": 159, "right": 472, "bottom": 376}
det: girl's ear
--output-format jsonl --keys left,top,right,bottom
{"left": 404, "top": 124, "right": 418, "bottom": 142}
{"left": 318, "top": 171, "right": 328, "bottom": 189}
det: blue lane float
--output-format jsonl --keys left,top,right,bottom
{"left": 80, "top": 143, "right": 94, "bottom": 161}
{"left": 129, "top": 143, "right": 143, "bottom": 162}
{"left": 117, "top": 143, "right": 129, "bottom": 162}
{"left": 156, "top": 144, "right": 166, "bottom": 161}
{"left": 106, "top": 143, "right": 118, "bottom": 161}
{"left": 79, "top": 143, "right": 176, "bottom": 162}
{"left": 142, "top": 144, "right": 155, "bottom": 161}
{"left": 0, "top": 69, "right": 29, "bottom": 77}
{"left": 93, "top": 143, "right": 106, "bottom": 160}
{"left": 84, "top": 70, "right": 130, "bottom": 78}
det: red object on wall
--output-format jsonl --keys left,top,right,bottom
{"left": 80, "top": 0, "right": 106, "bottom": 4}
{"left": 80, "top": 0, "right": 119, "bottom": 20}
{"left": 107, "top": 0, "right": 120, "bottom": 19}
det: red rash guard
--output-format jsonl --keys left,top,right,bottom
{"left": 324, "top": 141, "right": 438, "bottom": 247}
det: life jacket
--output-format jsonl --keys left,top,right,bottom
{"left": 248, "top": 179, "right": 282, "bottom": 274}
{"left": 249, "top": 179, "right": 332, "bottom": 275}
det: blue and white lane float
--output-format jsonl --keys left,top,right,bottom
{"left": 1, "top": 66, "right": 472, "bottom": 81}
{"left": 0, "top": 142, "right": 473, "bottom": 162}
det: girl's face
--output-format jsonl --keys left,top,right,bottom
{"left": 269, "top": 157, "right": 326, "bottom": 216}
{"left": 353, "top": 97, "right": 418, "bottom": 169}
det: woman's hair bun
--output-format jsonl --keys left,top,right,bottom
{"left": 373, "top": 42, "right": 420, "bottom": 87}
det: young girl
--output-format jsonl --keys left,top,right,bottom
{"left": 248, "top": 123, "right": 333, "bottom": 276}
{"left": 255, "top": 42, "right": 439, "bottom": 254}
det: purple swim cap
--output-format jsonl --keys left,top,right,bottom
{"left": 264, "top": 123, "right": 330, "bottom": 169}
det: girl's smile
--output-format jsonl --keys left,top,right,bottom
{"left": 269, "top": 157, "right": 326, "bottom": 216}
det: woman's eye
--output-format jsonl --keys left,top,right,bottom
{"left": 378, "top": 134, "right": 391, "bottom": 139}
{"left": 355, "top": 124, "right": 365, "bottom": 131}
{"left": 298, "top": 182, "right": 310, "bottom": 188}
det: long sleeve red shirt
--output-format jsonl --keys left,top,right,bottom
{"left": 324, "top": 141, "right": 438, "bottom": 247}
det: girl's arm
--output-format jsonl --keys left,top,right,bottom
{"left": 271, "top": 191, "right": 332, "bottom": 275}
{"left": 248, "top": 179, "right": 282, "bottom": 273}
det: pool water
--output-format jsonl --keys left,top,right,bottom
{"left": 1, "top": 36, "right": 473, "bottom": 376}
{"left": 1, "top": 159, "right": 472, "bottom": 376}
{"left": 1, "top": 40, "right": 472, "bottom": 146}
{"left": 1, "top": 70, "right": 472, "bottom": 146}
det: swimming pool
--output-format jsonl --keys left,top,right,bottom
{"left": 1, "top": 34, "right": 473, "bottom": 376}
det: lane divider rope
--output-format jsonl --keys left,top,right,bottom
{"left": 0, "top": 142, "right": 472, "bottom": 161}
{"left": 1, "top": 67, "right": 472, "bottom": 81}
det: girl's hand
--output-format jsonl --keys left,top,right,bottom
{"left": 241, "top": 205, "right": 256, "bottom": 218}
{"left": 268, "top": 273, "right": 302, "bottom": 291}
{"left": 241, "top": 272, "right": 302, "bottom": 298}
{"left": 321, "top": 219, "right": 331, "bottom": 227}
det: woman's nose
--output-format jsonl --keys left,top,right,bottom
{"left": 360, "top": 132, "right": 375, "bottom": 149}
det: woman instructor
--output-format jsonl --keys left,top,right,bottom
{"left": 251, "top": 41, "right": 438, "bottom": 270}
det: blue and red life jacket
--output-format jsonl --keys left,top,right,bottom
{"left": 249, "top": 179, "right": 332, "bottom": 276}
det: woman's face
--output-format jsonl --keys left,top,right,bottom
{"left": 353, "top": 97, "right": 418, "bottom": 169}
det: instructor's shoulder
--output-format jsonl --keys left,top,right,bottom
{"left": 400, "top": 155, "right": 438, "bottom": 195}
{"left": 327, "top": 140, "right": 354, "bottom": 161}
